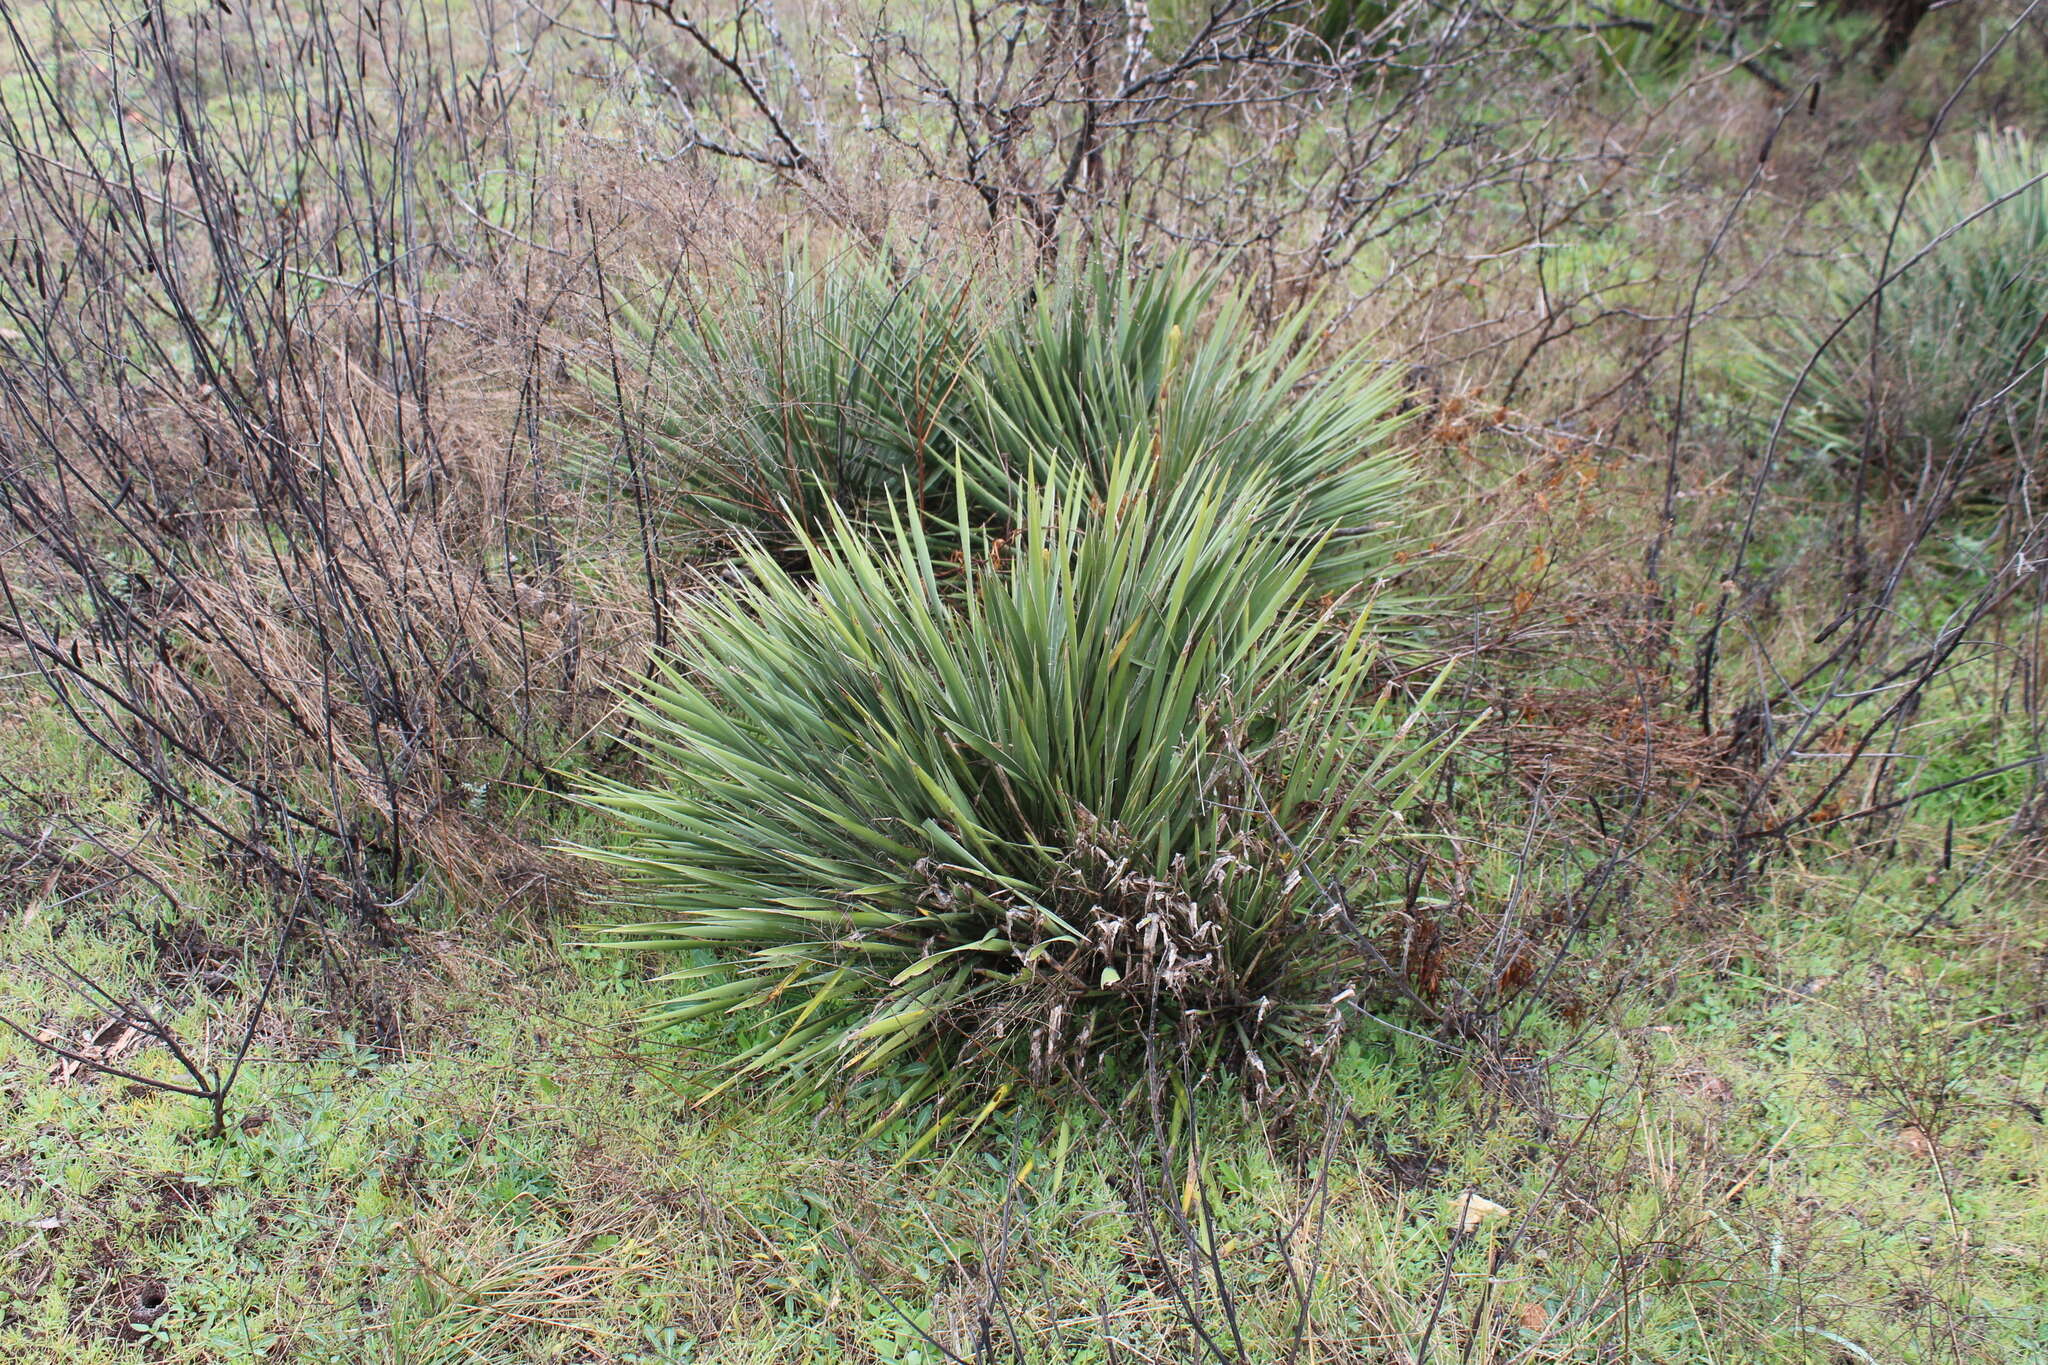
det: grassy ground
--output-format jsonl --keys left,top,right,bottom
{"left": 4, "top": 638, "right": 2044, "bottom": 1362}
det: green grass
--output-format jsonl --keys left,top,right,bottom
{"left": 4, "top": 689, "right": 2046, "bottom": 1362}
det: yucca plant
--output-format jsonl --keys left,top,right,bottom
{"left": 599, "top": 252, "right": 1414, "bottom": 589}
{"left": 576, "top": 454, "right": 1459, "bottom": 1127}
{"left": 1542, "top": 0, "right": 1839, "bottom": 86}
{"left": 598, "top": 253, "right": 977, "bottom": 548}
{"left": 1755, "top": 131, "right": 2048, "bottom": 485}
{"left": 953, "top": 261, "right": 1414, "bottom": 592}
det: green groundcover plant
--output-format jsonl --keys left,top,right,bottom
{"left": 575, "top": 455, "right": 1458, "bottom": 1126}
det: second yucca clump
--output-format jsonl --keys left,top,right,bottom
{"left": 601, "top": 254, "right": 1414, "bottom": 590}
{"left": 1755, "top": 131, "right": 2048, "bottom": 487}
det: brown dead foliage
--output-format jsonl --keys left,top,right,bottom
{"left": 1478, "top": 689, "right": 1754, "bottom": 802}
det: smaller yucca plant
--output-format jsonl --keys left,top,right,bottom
{"left": 576, "top": 455, "right": 1458, "bottom": 1125}
{"left": 954, "top": 261, "right": 1413, "bottom": 592}
{"left": 1755, "top": 131, "right": 2048, "bottom": 484}
{"left": 596, "top": 252, "right": 1414, "bottom": 589}
{"left": 596, "top": 253, "right": 976, "bottom": 547}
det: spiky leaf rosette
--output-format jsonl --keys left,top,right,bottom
{"left": 594, "top": 252, "right": 976, "bottom": 548}
{"left": 575, "top": 457, "right": 1458, "bottom": 1124}
{"left": 1752, "top": 131, "right": 2048, "bottom": 485}
{"left": 953, "top": 262, "right": 1413, "bottom": 592}
{"left": 594, "top": 252, "right": 1414, "bottom": 591}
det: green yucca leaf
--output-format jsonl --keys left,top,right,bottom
{"left": 584, "top": 251, "right": 977, "bottom": 547}
{"left": 950, "top": 261, "right": 1413, "bottom": 592}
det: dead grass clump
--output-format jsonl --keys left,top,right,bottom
{"left": 1478, "top": 688, "right": 1756, "bottom": 801}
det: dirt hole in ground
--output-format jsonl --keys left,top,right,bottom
{"left": 115, "top": 1277, "right": 170, "bottom": 1340}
